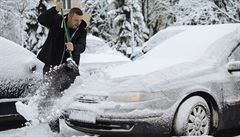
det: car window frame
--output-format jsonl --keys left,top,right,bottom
{"left": 227, "top": 43, "right": 240, "bottom": 62}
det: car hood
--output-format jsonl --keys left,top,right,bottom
{"left": 107, "top": 59, "right": 214, "bottom": 94}
{"left": 71, "top": 59, "right": 214, "bottom": 98}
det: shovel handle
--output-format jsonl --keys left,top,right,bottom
{"left": 59, "top": 3, "right": 73, "bottom": 59}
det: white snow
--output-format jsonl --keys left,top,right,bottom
{"left": 0, "top": 36, "right": 43, "bottom": 79}
{"left": 0, "top": 120, "right": 96, "bottom": 137}
{"left": 16, "top": 101, "right": 40, "bottom": 125}
{"left": 81, "top": 35, "right": 130, "bottom": 64}
{"left": 107, "top": 24, "right": 240, "bottom": 78}
{"left": 141, "top": 25, "right": 189, "bottom": 53}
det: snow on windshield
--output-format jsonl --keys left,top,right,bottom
{"left": 142, "top": 25, "right": 189, "bottom": 53}
{"left": 108, "top": 24, "right": 240, "bottom": 78}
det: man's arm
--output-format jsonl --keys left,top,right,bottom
{"left": 72, "top": 29, "right": 87, "bottom": 65}
{"left": 38, "top": 2, "right": 63, "bottom": 28}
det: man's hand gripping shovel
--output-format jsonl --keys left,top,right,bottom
{"left": 60, "top": 2, "right": 79, "bottom": 73}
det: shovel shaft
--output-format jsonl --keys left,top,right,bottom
{"left": 60, "top": 5, "right": 73, "bottom": 59}
{"left": 60, "top": 9, "right": 70, "bottom": 42}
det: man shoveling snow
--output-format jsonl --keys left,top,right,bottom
{"left": 17, "top": 1, "right": 87, "bottom": 134}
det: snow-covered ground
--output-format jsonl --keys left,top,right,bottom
{"left": 0, "top": 120, "right": 93, "bottom": 137}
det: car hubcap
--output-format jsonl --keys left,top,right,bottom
{"left": 187, "top": 105, "right": 210, "bottom": 136}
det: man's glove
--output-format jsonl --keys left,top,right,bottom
{"left": 65, "top": 42, "right": 74, "bottom": 51}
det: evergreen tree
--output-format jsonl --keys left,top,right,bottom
{"left": 0, "top": 0, "right": 41, "bottom": 51}
{"left": 139, "top": 0, "right": 172, "bottom": 37}
{"left": 82, "top": 0, "right": 112, "bottom": 42}
{"left": 110, "top": 0, "right": 149, "bottom": 56}
{"left": 212, "top": 0, "right": 240, "bottom": 23}
{"left": 0, "top": 1, "right": 20, "bottom": 43}
{"left": 24, "top": 0, "right": 49, "bottom": 54}
{"left": 171, "top": 0, "right": 240, "bottom": 25}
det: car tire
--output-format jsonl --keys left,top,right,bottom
{"left": 174, "top": 96, "right": 211, "bottom": 136}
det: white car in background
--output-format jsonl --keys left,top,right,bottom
{"left": 0, "top": 37, "right": 43, "bottom": 129}
{"left": 80, "top": 35, "right": 130, "bottom": 73}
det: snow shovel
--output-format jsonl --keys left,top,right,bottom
{"left": 60, "top": 6, "right": 79, "bottom": 73}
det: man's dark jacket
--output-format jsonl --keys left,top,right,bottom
{"left": 37, "top": 7, "right": 87, "bottom": 66}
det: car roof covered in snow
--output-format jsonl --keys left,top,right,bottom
{"left": 81, "top": 35, "right": 130, "bottom": 64}
{"left": 0, "top": 36, "right": 43, "bottom": 79}
{"left": 108, "top": 24, "right": 240, "bottom": 78}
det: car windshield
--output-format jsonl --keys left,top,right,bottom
{"left": 142, "top": 26, "right": 188, "bottom": 53}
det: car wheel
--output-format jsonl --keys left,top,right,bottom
{"left": 174, "top": 96, "right": 211, "bottom": 136}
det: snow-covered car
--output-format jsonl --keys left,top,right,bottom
{"left": 0, "top": 37, "right": 43, "bottom": 126}
{"left": 80, "top": 35, "right": 130, "bottom": 71}
{"left": 63, "top": 24, "right": 240, "bottom": 136}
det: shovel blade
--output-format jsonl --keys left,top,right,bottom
{"left": 66, "top": 58, "right": 79, "bottom": 73}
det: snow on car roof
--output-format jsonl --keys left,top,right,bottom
{"left": 81, "top": 35, "right": 130, "bottom": 64}
{"left": 0, "top": 36, "right": 43, "bottom": 79}
{"left": 108, "top": 24, "right": 240, "bottom": 78}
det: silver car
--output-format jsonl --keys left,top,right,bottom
{"left": 63, "top": 24, "right": 240, "bottom": 136}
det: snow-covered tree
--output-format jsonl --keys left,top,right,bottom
{"left": 110, "top": 0, "right": 149, "bottom": 56}
{"left": 171, "top": 0, "right": 240, "bottom": 25}
{"left": 0, "top": 0, "right": 40, "bottom": 48}
{"left": 0, "top": 1, "right": 20, "bottom": 43}
{"left": 172, "top": 0, "right": 219, "bottom": 25}
{"left": 212, "top": 0, "right": 240, "bottom": 23}
{"left": 82, "top": 0, "right": 112, "bottom": 42}
{"left": 0, "top": 0, "right": 49, "bottom": 54}
{"left": 139, "top": 0, "right": 172, "bottom": 37}
{"left": 24, "top": 0, "right": 49, "bottom": 54}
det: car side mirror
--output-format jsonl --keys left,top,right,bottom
{"left": 29, "top": 64, "right": 36, "bottom": 73}
{"left": 227, "top": 61, "right": 240, "bottom": 73}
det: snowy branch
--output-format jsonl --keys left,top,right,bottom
{"left": 212, "top": 3, "right": 240, "bottom": 23}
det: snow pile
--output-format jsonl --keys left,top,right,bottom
{"left": 107, "top": 24, "right": 240, "bottom": 78}
{"left": 16, "top": 101, "right": 39, "bottom": 125}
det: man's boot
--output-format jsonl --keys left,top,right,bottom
{"left": 49, "top": 118, "right": 60, "bottom": 133}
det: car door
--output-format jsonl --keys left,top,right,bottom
{"left": 222, "top": 44, "right": 240, "bottom": 128}
{"left": 0, "top": 71, "right": 31, "bottom": 124}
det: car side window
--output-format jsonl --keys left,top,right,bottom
{"left": 228, "top": 44, "right": 240, "bottom": 61}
